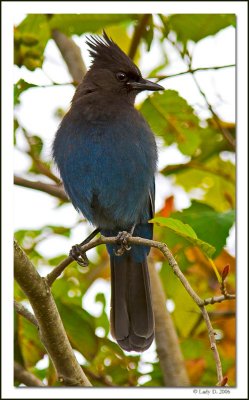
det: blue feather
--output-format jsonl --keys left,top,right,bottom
{"left": 53, "top": 104, "right": 157, "bottom": 232}
{"left": 52, "top": 31, "right": 163, "bottom": 352}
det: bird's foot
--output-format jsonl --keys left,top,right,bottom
{"left": 69, "top": 244, "right": 89, "bottom": 267}
{"left": 115, "top": 231, "right": 132, "bottom": 256}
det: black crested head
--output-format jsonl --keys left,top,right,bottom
{"left": 73, "top": 31, "right": 164, "bottom": 103}
{"left": 86, "top": 31, "right": 141, "bottom": 77}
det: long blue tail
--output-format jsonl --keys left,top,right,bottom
{"left": 103, "top": 223, "right": 154, "bottom": 352}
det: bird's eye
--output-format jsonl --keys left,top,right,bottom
{"left": 116, "top": 72, "right": 127, "bottom": 82}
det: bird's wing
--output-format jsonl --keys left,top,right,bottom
{"left": 149, "top": 178, "right": 155, "bottom": 218}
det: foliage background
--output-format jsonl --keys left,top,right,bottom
{"left": 14, "top": 13, "right": 236, "bottom": 387}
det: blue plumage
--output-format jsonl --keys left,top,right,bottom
{"left": 53, "top": 32, "right": 164, "bottom": 351}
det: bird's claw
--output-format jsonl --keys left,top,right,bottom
{"left": 115, "top": 231, "right": 132, "bottom": 256}
{"left": 69, "top": 244, "right": 89, "bottom": 267}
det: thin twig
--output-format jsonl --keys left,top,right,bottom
{"left": 14, "top": 361, "right": 46, "bottom": 387}
{"left": 166, "top": 38, "right": 235, "bottom": 150}
{"left": 14, "top": 300, "right": 38, "bottom": 327}
{"left": 203, "top": 294, "right": 235, "bottom": 306}
{"left": 33, "top": 82, "right": 74, "bottom": 88}
{"left": 82, "top": 366, "right": 115, "bottom": 387}
{"left": 128, "top": 14, "right": 152, "bottom": 59}
{"left": 200, "top": 306, "right": 223, "bottom": 384}
{"left": 14, "top": 175, "right": 69, "bottom": 202}
{"left": 155, "top": 64, "right": 235, "bottom": 81}
{"left": 21, "top": 128, "right": 60, "bottom": 184}
{"left": 208, "top": 310, "right": 235, "bottom": 319}
{"left": 189, "top": 309, "right": 235, "bottom": 337}
{"left": 45, "top": 234, "right": 235, "bottom": 385}
{"left": 191, "top": 73, "right": 235, "bottom": 149}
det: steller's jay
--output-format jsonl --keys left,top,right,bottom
{"left": 53, "top": 32, "right": 164, "bottom": 352}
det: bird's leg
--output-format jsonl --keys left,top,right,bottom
{"left": 115, "top": 225, "right": 135, "bottom": 256}
{"left": 69, "top": 228, "right": 100, "bottom": 267}
{"left": 70, "top": 244, "right": 89, "bottom": 267}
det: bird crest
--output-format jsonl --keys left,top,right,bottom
{"left": 86, "top": 31, "right": 141, "bottom": 77}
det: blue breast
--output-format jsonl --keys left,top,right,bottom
{"left": 53, "top": 107, "right": 157, "bottom": 230}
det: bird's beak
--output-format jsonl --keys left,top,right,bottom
{"left": 128, "top": 78, "right": 164, "bottom": 92}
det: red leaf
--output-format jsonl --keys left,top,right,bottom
{"left": 160, "top": 195, "right": 175, "bottom": 217}
{"left": 220, "top": 376, "right": 228, "bottom": 386}
{"left": 222, "top": 264, "right": 230, "bottom": 280}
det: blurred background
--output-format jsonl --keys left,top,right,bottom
{"left": 14, "top": 13, "right": 235, "bottom": 387}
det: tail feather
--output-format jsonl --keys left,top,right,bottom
{"left": 110, "top": 252, "right": 154, "bottom": 352}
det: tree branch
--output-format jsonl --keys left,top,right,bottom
{"left": 14, "top": 175, "right": 69, "bottom": 202}
{"left": 21, "top": 127, "right": 61, "bottom": 184}
{"left": 52, "top": 29, "right": 87, "bottom": 85}
{"left": 46, "top": 234, "right": 235, "bottom": 385}
{"left": 13, "top": 300, "right": 115, "bottom": 387}
{"left": 155, "top": 64, "right": 235, "bottom": 81}
{"left": 191, "top": 72, "right": 235, "bottom": 150}
{"left": 149, "top": 260, "right": 190, "bottom": 386}
{"left": 208, "top": 310, "right": 235, "bottom": 319}
{"left": 14, "top": 239, "right": 91, "bottom": 387}
{"left": 166, "top": 38, "right": 235, "bottom": 150}
{"left": 14, "top": 300, "right": 38, "bottom": 328}
{"left": 200, "top": 306, "right": 223, "bottom": 384}
{"left": 14, "top": 361, "right": 46, "bottom": 387}
{"left": 203, "top": 294, "right": 235, "bottom": 306}
{"left": 128, "top": 14, "right": 152, "bottom": 59}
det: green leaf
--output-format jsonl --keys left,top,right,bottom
{"left": 30, "top": 366, "right": 47, "bottom": 382}
{"left": 172, "top": 201, "right": 235, "bottom": 257}
{"left": 14, "top": 119, "right": 19, "bottom": 145}
{"left": 140, "top": 90, "right": 201, "bottom": 156}
{"left": 16, "top": 312, "right": 46, "bottom": 367}
{"left": 147, "top": 60, "right": 169, "bottom": 78}
{"left": 95, "top": 292, "right": 106, "bottom": 308}
{"left": 100, "top": 23, "right": 138, "bottom": 61}
{"left": 14, "top": 281, "right": 26, "bottom": 302}
{"left": 48, "top": 254, "right": 69, "bottom": 266}
{"left": 181, "top": 337, "right": 206, "bottom": 359}
{"left": 56, "top": 299, "right": 99, "bottom": 361}
{"left": 142, "top": 361, "right": 164, "bottom": 386}
{"left": 14, "top": 79, "right": 38, "bottom": 105}
{"left": 49, "top": 14, "right": 137, "bottom": 36}
{"left": 159, "top": 262, "right": 201, "bottom": 336}
{"left": 29, "top": 135, "right": 44, "bottom": 156}
{"left": 14, "top": 311, "right": 25, "bottom": 366}
{"left": 14, "top": 229, "right": 43, "bottom": 246}
{"left": 195, "top": 125, "right": 233, "bottom": 162}
{"left": 150, "top": 216, "right": 215, "bottom": 258}
{"left": 14, "top": 225, "right": 71, "bottom": 251}
{"left": 14, "top": 117, "right": 19, "bottom": 131}
{"left": 172, "top": 155, "right": 235, "bottom": 211}
{"left": 166, "top": 14, "right": 236, "bottom": 45}
{"left": 46, "top": 225, "right": 71, "bottom": 237}
{"left": 143, "top": 15, "right": 154, "bottom": 51}
{"left": 52, "top": 279, "right": 82, "bottom": 307}
{"left": 99, "top": 337, "right": 125, "bottom": 358}
{"left": 95, "top": 293, "right": 109, "bottom": 336}
{"left": 152, "top": 216, "right": 197, "bottom": 238}
{"left": 15, "top": 15, "right": 50, "bottom": 70}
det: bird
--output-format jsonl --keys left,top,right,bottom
{"left": 53, "top": 32, "right": 164, "bottom": 352}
